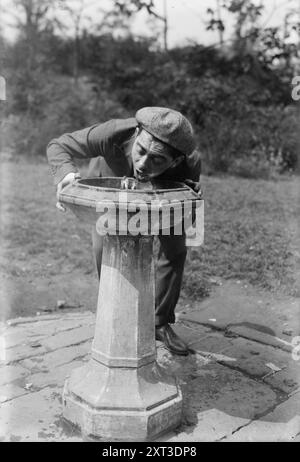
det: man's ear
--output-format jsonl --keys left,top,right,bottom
{"left": 134, "top": 126, "right": 141, "bottom": 138}
{"left": 171, "top": 155, "right": 184, "bottom": 168}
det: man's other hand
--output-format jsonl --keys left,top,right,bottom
{"left": 184, "top": 179, "right": 203, "bottom": 198}
{"left": 56, "top": 172, "right": 81, "bottom": 212}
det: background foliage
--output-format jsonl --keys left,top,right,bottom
{"left": 1, "top": 0, "right": 299, "bottom": 177}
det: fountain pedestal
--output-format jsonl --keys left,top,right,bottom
{"left": 59, "top": 178, "right": 203, "bottom": 441}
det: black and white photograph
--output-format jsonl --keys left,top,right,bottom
{"left": 0, "top": 0, "right": 299, "bottom": 444}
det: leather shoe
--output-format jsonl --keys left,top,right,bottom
{"left": 155, "top": 324, "right": 189, "bottom": 356}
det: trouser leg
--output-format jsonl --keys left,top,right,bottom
{"left": 154, "top": 234, "right": 187, "bottom": 327}
{"left": 92, "top": 228, "right": 187, "bottom": 327}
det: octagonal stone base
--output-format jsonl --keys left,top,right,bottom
{"left": 63, "top": 359, "right": 182, "bottom": 441}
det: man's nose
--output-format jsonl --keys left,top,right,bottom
{"left": 138, "top": 155, "right": 149, "bottom": 171}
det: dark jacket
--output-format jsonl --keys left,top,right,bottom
{"left": 47, "top": 117, "right": 201, "bottom": 185}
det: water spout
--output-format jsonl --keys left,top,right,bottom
{"left": 121, "top": 177, "right": 138, "bottom": 190}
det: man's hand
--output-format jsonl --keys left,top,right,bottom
{"left": 56, "top": 172, "right": 81, "bottom": 212}
{"left": 184, "top": 179, "right": 203, "bottom": 198}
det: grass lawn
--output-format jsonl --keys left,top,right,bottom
{"left": 183, "top": 172, "right": 299, "bottom": 299}
{"left": 0, "top": 156, "right": 299, "bottom": 319}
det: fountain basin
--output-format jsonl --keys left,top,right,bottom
{"left": 58, "top": 177, "right": 202, "bottom": 235}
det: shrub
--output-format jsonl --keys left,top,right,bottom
{"left": 4, "top": 73, "right": 128, "bottom": 157}
{"left": 3, "top": 34, "right": 299, "bottom": 176}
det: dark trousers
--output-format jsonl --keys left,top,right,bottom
{"left": 92, "top": 228, "right": 187, "bottom": 327}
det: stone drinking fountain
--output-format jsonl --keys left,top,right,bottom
{"left": 58, "top": 177, "right": 204, "bottom": 441}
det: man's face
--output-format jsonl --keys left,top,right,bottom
{"left": 131, "top": 129, "right": 182, "bottom": 181}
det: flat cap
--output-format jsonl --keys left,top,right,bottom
{"left": 135, "top": 107, "right": 196, "bottom": 157}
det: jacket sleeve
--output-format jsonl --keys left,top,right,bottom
{"left": 46, "top": 120, "right": 117, "bottom": 185}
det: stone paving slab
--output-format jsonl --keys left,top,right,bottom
{"left": 23, "top": 318, "right": 95, "bottom": 337}
{"left": 226, "top": 326, "right": 294, "bottom": 353}
{"left": 2, "top": 331, "right": 44, "bottom": 349}
{"left": 0, "top": 312, "right": 299, "bottom": 442}
{"left": 4, "top": 314, "right": 95, "bottom": 337}
{"left": 3, "top": 344, "right": 50, "bottom": 365}
{"left": 223, "top": 416, "right": 300, "bottom": 442}
{"left": 181, "top": 313, "right": 296, "bottom": 353}
{"left": 177, "top": 328, "right": 300, "bottom": 395}
{"left": 41, "top": 324, "right": 94, "bottom": 350}
{"left": 156, "top": 354, "right": 278, "bottom": 442}
{"left": 4, "top": 311, "right": 95, "bottom": 327}
{"left": 0, "top": 365, "right": 28, "bottom": 387}
{"left": 20, "top": 342, "right": 91, "bottom": 372}
{"left": 0, "top": 386, "right": 82, "bottom": 442}
{"left": 259, "top": 390, "right": 300, "bottom": 423}
{"left": 223, "top": 392, "right": 300, "bottom": 441}
{"left": 4, "top": 315, "right": 64, "bottom": 326}
{"left": 189, "top": 333, "right": 235, "bottom": 355}
{"left": 179, "top": 281, "right": 300, "bottom": 351}
{"left": 2, "top": 324, "right": 95, "bottom": 365}
{"left": 156, "top": 409, "right": 250, "bottom": 442}
{"left": 263, "top": 365, "right": 300, "bottom": 394}
{"left": 28, "top": 359, "right": 86, "bottom": 391}
{"left": 0, "top": 383, "right": 29, "bottom": 403}
{"left": 172, "top": 323, "right": 211, "bottom": 346}
{"left": 214, "top": 337, "right": 299, "bottom": 381}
